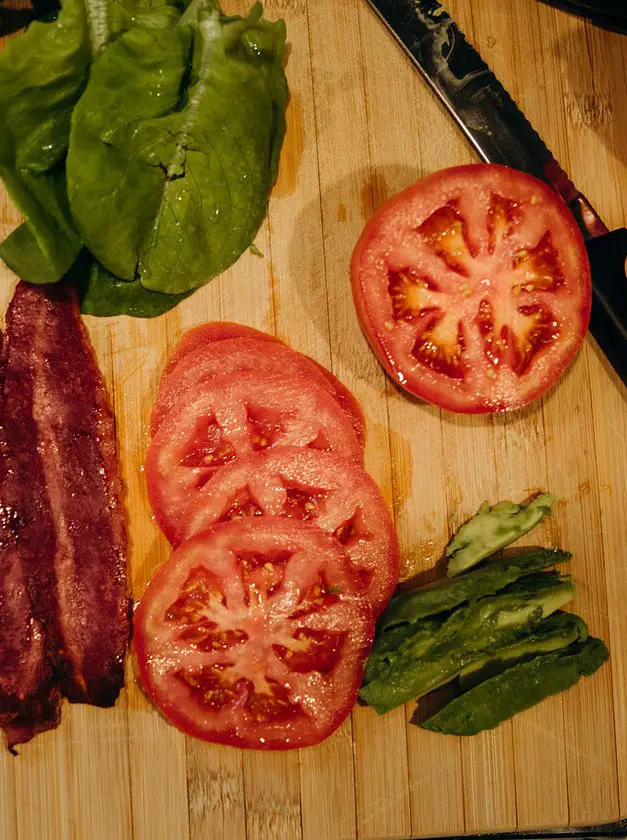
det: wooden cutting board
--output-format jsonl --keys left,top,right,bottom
{"left": 1, "top": 0, "right": 626, "bottom": 837}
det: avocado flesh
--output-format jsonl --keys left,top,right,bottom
{"left": 446, "top": 494, "right": 556, "bottom": 577}
{"left": 377, "top": 549, "right": 571, "bottom": 655}
{"left": 459, "top": 612, "right": 588, "bottom": 690}
{"left": 360, "top": 574, "right": 576, "bottom": 715}
{"left": 421, "top": 637, "right": 609, "bottom": 736}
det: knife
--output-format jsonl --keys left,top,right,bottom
{"left": 365, "top": 0, "right": 627, "bottom": 386}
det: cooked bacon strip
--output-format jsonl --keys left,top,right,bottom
{"left": 0, "top": 282, "right": 129, "bottom": 749}
{"left": 0, "top": 293, "right": 63, "bottom": 750}
{"left": 0, "top": 529, "right": 61, "bottom": 751}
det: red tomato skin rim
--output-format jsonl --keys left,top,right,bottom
{"left": 163, "top": 322, "right": 279, "bottom": 379}
{"left": 308, "top": 359, "right": 366, "bottom": 446}
{"left": 132, "top": 533, "right": 373, "bottom": 750}
{"left": 350, "top": 164, "right": 592, "bottom": 414}
{"left": 158, "top": 326, "right": 366, "bottom": 445}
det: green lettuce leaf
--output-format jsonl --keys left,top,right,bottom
{"left": 0, "top": 0, "right": 189, "bottom": 285}
{"left": 95, "top": 0, "right": 190, "bottom": 54}
{"left": 66, "top": 0, "right": 288, "bottom": 294}
{"left": 0, "top": 0, "right": 90, "bottom": 282}
{"left": 70, "top": 251, "right": 191, "bottom": 317}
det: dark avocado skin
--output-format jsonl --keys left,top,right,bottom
{"left": 421, "top": 638, "right": 609, "bottom": 736}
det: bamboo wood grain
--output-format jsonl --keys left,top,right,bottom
{"left": 0, "top": 749, "right": 17, "bottom": 840}
{"left": 298, "top": 729, "right": 357, "bottom": 840}
{"left": 186, "top": 742, "right": 246, "bottom": 840}
{"left": 305, "top": 1, "right": 412, "bottom": 837}
{"left": 67, "top": 705, "right": 133, "bottom": 840}
{"left": 1, "top": 0, "right": 627, "bottom": 837}
{"left": 13, "top": 731, "right": 74, "bottom": 840}
{"left": 243, "top": 752, "right": 303, "bottom": 840}
{"left": 109, "top": 313, "right": 191, "bottom": 840}
{"left": 356, "top": 3, "right": 467, "bottom": 835}
{"left": 265, "top": 5, "right": 362, "bottom": 839}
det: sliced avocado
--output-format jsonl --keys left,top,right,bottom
{"left": 446, "top": 494, "right": 556, "bottom": 577}
{"left": 459, "top": 612, "right": 588, "bottom": 690}
{"left": 377, "top": 549, "right": 571, "bottom": 652}
{"left": 420, "top": 637, "right": 609, "bottom": 736}
{"left": 360, "top": 572, "right": 576, "bottom": 715}
{"left": 489, "top": 575, "right": 574, "bottom": 628}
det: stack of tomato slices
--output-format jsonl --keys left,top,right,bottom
{"left": 134, "top": 323, "right": 399, "bottom": 750}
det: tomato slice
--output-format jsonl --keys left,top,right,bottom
{"left": 146, "top": 371, "right": 363, "bottom": 544}
{"left": 133, "top": 518, "right": 374, "bottom": 749}
{"left": 181, "top": 447, "right": 399, "bottom": 615}
{"left": 351, "top": 164, "right": 591, "bottom": 413}
{"left": 163, "top": 322, "right": 279, "bottom": 379}
{"left": 152, "top": 337, "right": 365, "bottom": 446}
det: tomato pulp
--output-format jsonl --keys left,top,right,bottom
{"left": 351, "top": 165, "right": 591, "bottom": 412}
{"left": 133, "top": 518, "right": 374, "bottom": 749}
{"left": 182, "top": 447, "right": 399, "bottom": 615}
{"left": 152, "top": 336, "right": 365, "bottom": 445}
{"left": 146, "top": 371, "right": 364, "bottom": 544}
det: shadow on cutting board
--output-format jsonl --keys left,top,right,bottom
{"left": 289, "top": 164, "right": 438, "bottom": 384}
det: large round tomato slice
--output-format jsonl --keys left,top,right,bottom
{"left": 152, "top": 337, "right": 365, "bottom": 446}
{"left": 133, "top": 518, "right": 374, "bottom": 750}
{"left": 351, "top": 164, "right": 591, "bottom": 413}
{"left": 146, "top": 371, "right": 363, "bottom": 544}
{"left": 181, "top": 447, "right": 399, "bottom": 615}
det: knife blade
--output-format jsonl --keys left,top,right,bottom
{"left": 365, "top": 0, "right": 627, "bottom": 385}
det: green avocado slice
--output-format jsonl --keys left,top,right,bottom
{"left": 360, "top": 573, "right": 575, "bottom": 715}
{"left": 458, "top": 611, "right": 588, "bottom": 690}
{"left": 421, "top": 637, "right": 609, "bottom": 736}
{"left": 376, "top": 548, "right": 571, "bottom": 655}
{"left": 446, "top": 494, "right": 556, "bottom": 577}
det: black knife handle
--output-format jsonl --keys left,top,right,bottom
{"left": 586, "top": 229, "right": 627, "bottom": 385}
{"left": 539, "top": 1, "right": 627, "bottom": 35}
